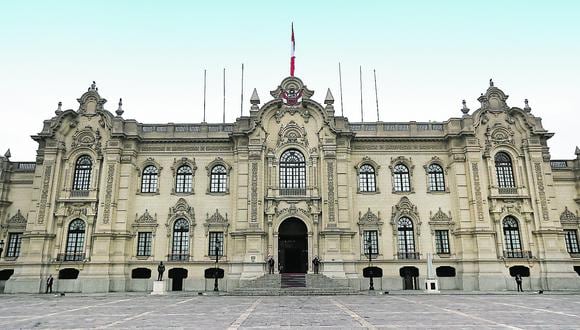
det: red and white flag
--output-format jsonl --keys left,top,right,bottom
{"left": 290, "top": 23, "right": 296, "bottom": 76}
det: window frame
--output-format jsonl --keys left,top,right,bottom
{"left": 393, "top": 164, "right": 411, "bottom": 192}
{"left": 279, "top": 149, "right": 306, "bottom": 189}
{"left": 358, "top": 164, "right": 377, "bottom": 193}
{"left": 175, "top": 165, "right": 193, "bottom": 193}
{"left": 564, "top": 229, "right": 580, "bottom": 254}
{"left": 171, "top": 218, "right": 190, "bottom": 259}
{"left": 427, "top": 163, "right": 445, "bottom": 192}
{"left": 6, "top": 232, "right": 23, "bottom": 258}
{"left": 495, "top": 152, "right": 516, "bottom": 188}
{"left": 397, "top": 217, "right": 415, "bottom": 253}
{"left": 503, "top": 216, "right": 522, "bottom": 253}
{"left": 72, "top": 155, "right": 92, "bottom": 191}
{"left": 434, "top": 230, "right": 450, "bottom": 254}
{"left": 65, "top": 219, "right": 86, "bottom": 261}
{"left": 141, "top": 165, "right": 159, "bottom": 193}
{"left": 209, "top": 165, "right": 228, "bottom": 193}
{"left": 362, "top": 230, "right": 379, "bottom": 255}
{"left": 208, "top": 232, "right": 224, "bottom": 257}
{"left": 137, "top": 232, "right": 153, "bottom": 257}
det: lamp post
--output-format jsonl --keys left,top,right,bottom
{"left": 213, "top": 237, "right": 221, "bottom": 292}
{"left": 366, "top": 236, "right": 374, "bottom": 291}
{"left": 0, "top": 239, "right": 4, "bottom": 259}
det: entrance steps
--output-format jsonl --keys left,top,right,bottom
{"left": 231, "top": 274, "right": 360, "bottom": 296}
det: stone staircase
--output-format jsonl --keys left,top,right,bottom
{"left": 230, "top": 274, "right": 360, "bottom": 296}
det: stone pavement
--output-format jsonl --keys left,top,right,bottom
{"left": 0, "top": 292, "right": 579, "bottom": 329}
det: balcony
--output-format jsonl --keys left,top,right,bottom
{"left": 70, "top": 190, "right": 90, "bottom": 198}
{"left": 279, "top": 188, "right": 307, "bottom": 196}
{"left": 168, "top": 254, "right": 190, "bottom": 261}
{"left": 498, "top": 187, "right": 518, "bottom": 195}
{"left": 503, "top": 250, "right": 533, "bottom": 259}
{"left": 57, "top": 253, "right": 86, "bottom": 262}
{"left": 397, "top": 252, "right": 421, "bottom": 260}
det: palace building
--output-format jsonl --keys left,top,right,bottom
{"left": 0, "top": 76, "right": 579, "bottom": 293}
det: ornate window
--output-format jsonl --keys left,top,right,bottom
{"left": 363, "top": 230, "right": 379, "bottom": 255}
{"left": 359, "top": 164, "right": 376, "bottom": 192}
{"left": 171, "top": 218, "right": 189, "bottom": 260}
{"left": 141, "top": 165, "right": 158, "bottom": 193}
{"left": 210, "top": 165, "right": 228, "bottom": 193}
{"left": 434, "top": 230, "right": 450, "bottom": 254}
{"left": 503, "top": 216, "right": 522, "bottom": 257}
{"left": 6, "top": 232, "right": 23, "bottom": 258}
{"left": 495, "top": 152, "right": 515, "bottom": 188}
{"left": 279, "top": 149, "right": 306, "bottom": 190}
{"left": 72, "top": 155, "right": 92, "bottom": 191}
{"left": 397, "top": 217, "right": 416, "bottom": 258}
{"left": 393, "top": 164, "right": 410, "bottom": 192}
{"left": 564, "top": 229, "right": 580, "bottom": 254}
{"left": 427, "top": 164, "right": 445, "bottom": 192}
{"left": 208, "top": 232, "right": 224, "bottom": 256}
{"left": 65, "top": 219, "right": 86, "bottom": 261}
{"left": 137, "top": 232, "right": 152, "bottom": 257}
{"left": 175, "top": 165, "right": 193, "bottom": 193}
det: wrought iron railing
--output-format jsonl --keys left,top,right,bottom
{"left": 57, "top": 253, "right": 85, "bottom": 262}
{"left": 503, "top": 250, "right": 533, "bottom": 259}
{"left": 397, "top": 252, "right": 421, "bottom": 260}
{"left": 279, "top": 188, "right": 307, "bottom": 196}
{"left": 168, "top": 254, "right": 190, "bottom": 261}
{"left": 498, "top": 187, "right": 518, "bottom": 195}
{"left": 70, "top": 190, "right": 90, "bottom": 197}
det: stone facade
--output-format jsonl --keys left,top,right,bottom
{"left": 0, "top": 77, "right": 579, "bottom": 293}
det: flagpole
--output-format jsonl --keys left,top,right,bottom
{"left": 240, "top": 63, "right": 244, "bottom": 117}
{"left": 203, "top": 69, "right": 207, "bottom": 123}
{"left": 374, "top": 69, "right": 379, "bottom": 122}
{"left": 339, "top": 62, "right": 344, "bottom": 117}
{"left": 223, "top": 68, "right": 226, "bottom": 124}
{"left": 290, "top": 23, "right": 295, "bottom": 77}
{"left": 359, "top": 65, "right": 364, "bottom": 122}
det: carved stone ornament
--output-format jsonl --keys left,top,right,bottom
{"left": 359, "top": 208, "right": 380, "bottom": 223}
{"left": 560, "top": 206, "right": 578, "bottom": 223}
{"left": 136, "top": 209, "right": 157, "bottom": 223}
{"left": 391, "top": 196, "right": 422, "bottom": 235}
{"left": 275, "top": 203, "right": 310, "bottom": 219}
{"left": 430, "top": 208, "right": 452, "bottom": 222}
{"left": 270, "top": 76, "right": 314, "bottom": 106}
{"left": 168, "top": 198, "right": 195, "bottom": 223}
{"left": 486, "top": 124, "right": 515, "bottom": 146}
{"left": 71, "top": 126, "right": 102, "bottom": 153}
{"left": 276, "top": 121, "right": 309, "bottom": 148}
{"left": 8, "top": 209, "right": 27, "bottom": 225}
{"left": 206, "top": 209, "right": 228, "bottom": 224}
{"left": 478, "top": 83, "right": 510, "bottom": 113}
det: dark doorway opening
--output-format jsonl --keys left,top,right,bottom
{"left": 278, "top": 218, "right": 308, "bottom": 273}
{"left": 169, "top": 268, "right": 188, "bottom": 291}
{"left": 399, "top": 266, "right": 419, "bottom": 290}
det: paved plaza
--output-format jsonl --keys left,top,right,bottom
{"left": 0, "top": 292, "right": 579, "bottom": 329}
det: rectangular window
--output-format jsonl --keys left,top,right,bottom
{"left": 209, "top": 232, "right": 224, "bottom": 256}
{"left": 137, "top": 232, "right": 152, "bottom": 256}
{"left": 6, "top": 233, "right": 23, "bottom": 258}
{"left": 435, "top": 230, "right": 450, "bottom": 254}
{"left": 363, "top": 230, "right": 379, "bottom": 255}
{"left": 565, "top": 229, "right": 580, "bottom": 254}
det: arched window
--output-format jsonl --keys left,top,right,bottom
{"left": 65, "top": 219, "right": 86, "bottom": 261}
{"left": 279, "top": 150, "right": 306, "bottom": 192}
{"left": 171, "top": 218, "right": 189, "bottom": 260}
{"left": 210, "top": 165, "right": 227, "bottom": 193}
{"left": 503, "top": 216, "right": 522, "bottom": 257}
{"left": 495, "top": 152, "right": 515, "bottom": 188}
{"left": 141, "top": 165, "right": 158, "bottom": 193}
{"left": 397, "top": 217, "right": 416, "bottom": 259}
{"left": 359, "top": 164, "right": 376, "bottom": 192}
{"left": 427, "top": 164, "right": 445, "bottom": 192}
{"left": 72, "top": 155, "right": 92, "bottom": 191}
{"left": 393, "top": 164, "right": 410, "bottom": 192}
{"left": 175, "top": 165, "right": 193, "bottom": 193}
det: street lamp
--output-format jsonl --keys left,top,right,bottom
{"left": 213, "top": 236, "right": 221, "bottom": 292}
{"left": 0, "top": 240, "right": 4, "bottom": 258}
{"left": 366, "top": 236, "right": 374, "bottom": 291}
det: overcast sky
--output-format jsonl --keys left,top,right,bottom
{"left": 1, "top": 0, "right": 578, "bottom": 160}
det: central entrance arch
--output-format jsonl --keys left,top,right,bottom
{"left": 278, "top": 218, "right": 308, "bottom": 273}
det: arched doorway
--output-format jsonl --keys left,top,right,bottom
{"left": 399, "top": 266, "right": 419, "bottom": 290}
{"left": 169, "top": 268, "right": 188, "bottom": 291}
{"left": 278, "top": 218, "right": 308, "bottom": 273}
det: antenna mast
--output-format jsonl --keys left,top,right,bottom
{"left": 359, "top": 65, "right": 364, "bottom": 122}
{"left": 374, "top": 69, "right": 379, "bottom": 121}
{"left": 339, "top": 62, "right": 344, "bottom": 116}
{"left": 203, "top": 69, "right": 207, "bottom": 123}
{"left": 223, "top": 68, "right": 226, "bottom": 124}
{"left": 240, "top": 63, "right": 244, "bottom": 117}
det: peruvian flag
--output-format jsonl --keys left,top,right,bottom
{"left": 290, "top": 23, "right": 296, "bottom": 76}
